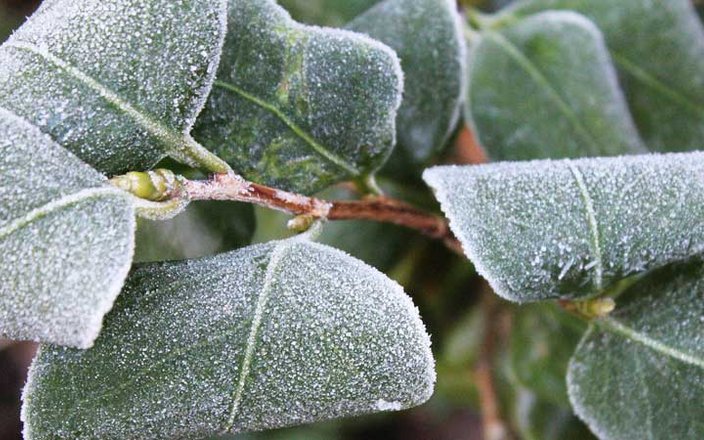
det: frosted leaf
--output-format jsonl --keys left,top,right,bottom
{"left": 348, "top": 0, "right": 467, "bottom": 162}
{"left": 0, "top": 0, "right": 229, "bottom": 174}
{"left": 567, "top": 260, "right": 704, "bottom": 439}
{"left": 467, "top": 11, "right": 645, "bottom": 161}
{"left": 193, "top": 0, "right": 403, "bottom": 194}
{"left": 0, "top": 108, "right": 135, "bottom": 348}
{"left": 504, "top": 0, "right": 704, "bottom": 153}
{"left": 279, "top": 0, "right": 380, "bottom": 27}
{"left": 424, "top": 152, "right": 704, "bottom": 301}
{"left": 134, "top": 201, "right": 255, "bottom": 263}
{"left": 22, "top": 239, "right": 435, "bottom": 439}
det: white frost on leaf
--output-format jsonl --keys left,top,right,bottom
{"left": 22, "top": 240, "right": 435, "bottom": 439}
{"left": 0, "top": 107, "right": 135, "bottom": 348}
{"left": 0, "top": 0, "right": 228, "bottom": 174}
{"left": 424, "top": 152, "right": 704, "bottom": 301}
{"left": 194, "top": 0, "right": 404, "bottom": 194}
{"left": 374, "top": 399, "right": 403, "bottom": 412}
{"left": 567, "top": 261, "right": 704, "bottom": 439}
{"left": 348, "top": 0, "right": 467, "bottom": 162}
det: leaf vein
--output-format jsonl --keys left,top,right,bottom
{"left": 599, "top": 318, "right": 704, "bottom": 369}
{"left": 222, "top": 240, "right": 291, "bottom": 432}
{"left": 0, "top": 187, "right": 125, "bottom": 240}
{"left": 485, "top": 32, "right": 603, "bottom": 153}
{"left": 5, "top": 42, "right": 226, "bottom": 171}
{"left": 213, "top": 80, "right": 360, "bottom": 176}
{"left": 567, "top": 162, "right": 603, "bottom": 291}
{"left": 612, "top": 52, "right": 704, "bottom": 119}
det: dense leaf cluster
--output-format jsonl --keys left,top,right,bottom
{"left": 0, "top": 0, "right": 702, "bottom": 439}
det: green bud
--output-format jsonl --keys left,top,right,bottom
{"left": 109, "top": 169, "right": 180, "bottom": 201}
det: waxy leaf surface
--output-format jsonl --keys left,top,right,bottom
{"left": 467, "top": 11, "right": 644, "bottom": 161}
{"left": 194, "top": 0, "right": 403, "bottom": 194}
{"left": 0, "top": 108, "right": 134, "bottom": 348}
{"left": 349, "top": 0, "right": 467, "bottom": 162}
{"left": 0, "top": 0, "right": 228, "bottom": 174}
{"left": 22, "top": 239, "right": 435, "bottom": 439}
{"left": 424, "top": 153, "right": 704, "bottom": 301}
{"left": 504, "top": 0, "right": 704, "bottom": 153}
{"left": 568, "top": 261, "right": 704, "bottom": 439}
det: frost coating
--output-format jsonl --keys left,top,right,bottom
{"left": 22, "top": 240, "right": 435, "bottom": 439}
{"left": 505, "top": 0, "right": 704, "bottom": 153}
{"left": 424, "top": 152, "right": 704, "bottom": 301}
{"left": 0, "top": 0, "right": 228, "bottom": 174}
{"left": 567, "top": 261, "right": 704, "bottom": 439}
{"left": 0, "top": 108, "right": 135, "bottom": 348}
{"left": 194, "top": 0, "right": 404, "bottom": 194}
{"left": 467, "top": 11, "right": 645, "bottom": 161}
{"left": 348, "top": 0, "right": 467, "bottom": 162}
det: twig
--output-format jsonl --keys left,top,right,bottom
{"left": 113, "top": 171, "right": 463, "bottom": 254}
{"left": 475, "top": 284, "right": 510, "bottom": 440}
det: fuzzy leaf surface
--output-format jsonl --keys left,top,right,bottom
{"left": 348, "top": 0, "right": 467, "bottom": 162}
{"left": 0, "top": 108, "right": 134, "bottom": 348}
{"left": 568, "top": 261, "right": 704, "bottom": 439}
{"left": 467, "top": 11, "right": 644, "bottom": 161}
{"left": 424, "top": 152, "right": 704, "bottom": 301}
{"left": 22, "top": 239, "right": 435, "bottom": 439}
{"left": 504, "top": 0, "right": 704, "bottom": 153}
{"left": 194, "top": 0, "right": 403, "bottom": 194}
{"left": 0, "top": 0, "right": 228, "bottom": 174}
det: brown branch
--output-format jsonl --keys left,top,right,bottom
{"left": 168, "top": 173, "right": 463, "bottom": 254}
{"left": 475, "top": 284, "right": 511, "bottom": 440}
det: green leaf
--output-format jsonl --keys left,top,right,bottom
{"left": 279, "top": 0, "right": 380, "bottom": 26}
{"left": 467, "top": 11, "right": 645, "bottom": 161}
{"left": 503, "top": 0, "right": 704, "bottom": 153}
{"left": 194, "top": 0, "right": 403, "bottom": 194}
{"left": 424, "top": 152, "right": 704, "bottom": 301}
{"left": 22, "top": 239, "right": 435, "bottom": 439}
{"left": 348, "top": 0, "right": 467, "bottom": 162}
{"left": 0, "top": 0, "right": 229, "bottom": 175}
{"left": 509, "top": 304, "right": 585, "bottom": 406}
{"left": 568, "top": 260, "right": 704, "bottom": 439}
{"left": 0, "top": 108, "right": 135, "bottom": 349}
{"left": 134, "top": 201, "right": 255, "bottom": 263}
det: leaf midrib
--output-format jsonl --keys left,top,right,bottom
{"left": 6, "top": 41, "right": 228, "bottom": 172}
{"left": 213, "top": 80, "right": 360, "bottom": 176}
{"left": 484, "top": 31, "right": 603, "bottom": 153}
{"left": 598, "top": 317, "right": 704, "bottom": 369}
{"left": 0, "top": 187, "right": 125, "bottom": 240}
{"left": 223, "top": 240, "right": 290, "bottom": 432}
{"left": 567, "top": 163, "right": 604, "bottom": 291}
{"left": 57, "top": 242, "right": 291, "bottom": 432}
{"left": 611, "top": 51, "right": 704, "bottom": 120}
